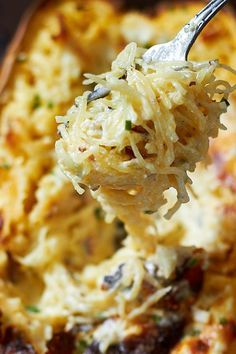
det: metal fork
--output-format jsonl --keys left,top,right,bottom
{"left": 88, "top": 0, "right": 229, "bottom": 102}
{"left": 143, "top": 0, "right": 228, "bottom": 63}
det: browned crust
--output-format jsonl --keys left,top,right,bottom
{"left": 45, "top": 331, "right": 75, "bottom": 354}
{"left": 0, "top": 323, "right": 36, "bottom": 353}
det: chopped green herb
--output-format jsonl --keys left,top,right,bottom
{"left": 94, "top": 207, "right": 104, "bottom": 220}
{"left": 219, "top": 317, "right": 228, "bottom": 326}
{"left": 144, "top": 210, "right": 155, "bottom": 215}
{"left": 47, "top": 101, "right": 54, "bottom": 109}
{"left": 144, "top": 42, "right": 153, "bottom": 49}
{"left": 189, "top": 328, "right": 200, "bottom": 337}
{"left": 221, "top": 98, "right": 230, "bottom": 107}
{"left": 95, "top": 312, "right": 106, "bottom": 320}
{"left": 125, "top": 120, "right": 132, "bottom": 131}
{"left": 0, "top": 163, "right": 11, "bottom": 170}
{"left": 186, "top": 257, "right": 198, "bottom": 268}
{"left": 25, "top": 305, "right": 40, "bottom": 313}
{"left": 152, "top": 315, "right": 162, "bottom": 323}
{"left": 75, "top": 339, "right": 88, "bottom": 353}
{"left": 32, "top": 94, "right": 42, "bottom": 110}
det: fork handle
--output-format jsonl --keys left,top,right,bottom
{"left": 175, "top": 0, "right": 229, "bottom": 60}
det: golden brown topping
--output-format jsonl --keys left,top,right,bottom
{"left": 46, "top": 331, "right": 75, "bottom": 354}
{"left": 0, "top": 326, "right": 36, "bottom": 354}
{"left": 190, "top": 339, "right": 209, "bottom": 354}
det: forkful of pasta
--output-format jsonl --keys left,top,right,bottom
{"left": 56, "top": 0, "right": 235, "bottom": 242}
{"left": 86, "top": 0, "right": 229, "bottom": 101}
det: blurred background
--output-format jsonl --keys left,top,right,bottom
{"left": 0, "top": 0, "right": 235, "bottom": 60}
{"left": 0, "top": 0, "right": 32, "bottom": 59}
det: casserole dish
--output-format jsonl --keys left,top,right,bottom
{"left": 0, "top": 1, "right": 236, "bottom": 353}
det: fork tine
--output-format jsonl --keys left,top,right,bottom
{"left": 196, "top": 0, "right": 224, "bottom": 17}
{"left": 175, "top": 0, "right": 228, "bottom": 59}
{"left": 143, "top": 0, "right": 229, "bottom": 62}
{"left": 191, "top": 0, "right": 228, "bottom": 26}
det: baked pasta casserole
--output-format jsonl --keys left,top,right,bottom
{"left": 0, "top": 1, "right": 236, "bottom": 353}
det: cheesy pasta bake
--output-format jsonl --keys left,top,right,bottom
{"left": 56, "top": 42, "right": 234, "bottom": 241}
{"left": 0, "top": 0, "right": 236, "bottom": 353}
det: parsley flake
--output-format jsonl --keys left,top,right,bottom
{"left": 32, "top": 94, "right": 42, "bottom": 110}
{"left": 125, "top": 120, "right": 132, "bottom": 131}
{"left": 95, "top": 312, "right": 106, "bottom": 319}
{"left": 186, "top": 257, "right": 198, "bottom": 268}
{"left": 152, "top": 315, "right": 162, "bottom": 323}
{"left": 144, "top": 42, "right": 153, "bottom": 49}
{"left": 25, "top": 305, "right": 40, "bottom": 313}
{"left": 75, "top": 339, "right": 88, "bottom": 353}
{"left": 189, "top": 328, "right": 200, "bottom": 337}
{"left": 0, "top": 163, "right": 11, "bottom": 170}
{"left": 47, "top": 101, "right": 54, "bottom": 109}
{"left": 94, "top": 207, "right": 104, "bottom": 220}
{"left": 219, "top": 317, "right": 228, "bottom": 326}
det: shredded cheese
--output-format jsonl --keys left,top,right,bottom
{"left": 56, "top": 42, "right": 234, "bottom": 241}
